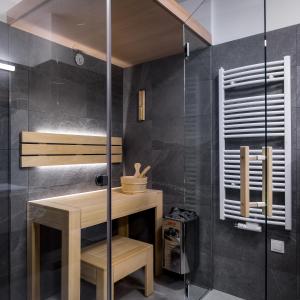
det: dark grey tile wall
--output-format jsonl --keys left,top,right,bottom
{"left": 123, "top": 54, "right": 185, "bottom": 265}
{"left": 124, "top": 24, "right": 300, "bottom": 300}
{"left": 123, "top": 53, "right": 185, "bottom": 213}
{"left": 212, "top": 32, "right": 266, "bottom": 300}
{"left": 5, "top": 23, "right": 123, "bottom": 299}
{"left": 212, "top": 25, "right": 299, "bottom": 300}
{"left": 123, "top": 46, "right": 214, "bottom": 290}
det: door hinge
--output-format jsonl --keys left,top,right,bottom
{"left": 185, "top": 42, "right": 190, "bottom": 59}
{"left": 185, "top": 280, "right": 190, "bottom": 299}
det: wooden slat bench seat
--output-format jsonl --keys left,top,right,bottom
{"left": 81, "top": 235, "right": 154, "bottom": 300}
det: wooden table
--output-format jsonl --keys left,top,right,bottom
{"left": 27, "top": 188, "right": 163, "bottom": 300}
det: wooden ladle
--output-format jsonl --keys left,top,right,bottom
{"left": 134, "top": 163, "right": 141, "bottom": 177}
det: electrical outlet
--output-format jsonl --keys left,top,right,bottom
{"left": 271, "top": 239, "right": 285, "bottom": 254}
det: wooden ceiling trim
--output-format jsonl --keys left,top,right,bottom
{"left": 11, "top": 19, "right": 131, "bottom": 68}
{"left": 155, "top": 0, "right": 212, "bottom": 45}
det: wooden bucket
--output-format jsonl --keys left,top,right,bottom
{"left": 121, "top": 176, "right": 147, "bottom": 194}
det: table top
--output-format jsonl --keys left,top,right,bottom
{"left": 29, "top": 188, "right": 162, "bottom": 228}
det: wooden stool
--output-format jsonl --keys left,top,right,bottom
{"left": 81, "top": 235, "right": 154, "bottom": 300}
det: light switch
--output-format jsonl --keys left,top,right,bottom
{"left": 271, "top": 239, "right": 285, "bottom": 254}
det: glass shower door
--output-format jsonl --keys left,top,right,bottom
{"left": 183, "top": 25, "right": 213, "bottom": 299}
{"left": 183, "top": 1, "right": 268, "bottom": 299}
{"left": 265, "top": 1, "right": 298, "bottom": 299}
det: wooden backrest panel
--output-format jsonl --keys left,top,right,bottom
{"left": 20, "top": 131, "right": 122, "bottom": 167}
{"left": 21, "top": 131, "right": 122, "bottom": 145}
{"left": 21, "top": 144, "right": 122, "bottom": 155}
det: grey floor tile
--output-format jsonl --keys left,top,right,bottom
{"left": 45, "top": 271, "right": 211, "bottom": 300}
{"left": 203, "top": 290, "right": 244, "bottom": 300}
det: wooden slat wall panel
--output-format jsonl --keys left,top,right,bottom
{"left": 22, "top": 144, "right": 122, "bottom": 155}
{"left": 20, "top": 131, "right": 123, "bottom": 167}
{"left": 21, "top": 132, "right": 122, "bottom": 146}
{"left": 21, "top": 155, "right": 122, "bottom": 167}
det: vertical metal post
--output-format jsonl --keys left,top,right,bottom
{"left": 219, "top": 67, "right": 225, "bottom": 220}
{"left": 106, "top": 0, "right": 112, "bottom": 299}
{"left": 283, "top": 56, "right": 292, "bottom": 230}
{"left": 263, "top": 1, "right": 268, "bottom": 299}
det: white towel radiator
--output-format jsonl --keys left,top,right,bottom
{"left": 218, "top": 56, "right": 292, "bottom": 230}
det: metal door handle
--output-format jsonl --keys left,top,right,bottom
{"left": 240, "top": 146, "right": 273, "bottom": 218}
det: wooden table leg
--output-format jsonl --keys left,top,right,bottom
{"left": 118, "top": 216, "right": 129, "bottom": 237}
{"left": 145, "top": 246, "right": 154, "bottom": 296}
{"left": 155, "top": 202, "right": 163, "bottom": 276}
{"left": 61, "top": 210, "right": 81, "bottom": 300}
{"left": 96, "top": 268, "right": 107, "bottom": 300}
{"left": 28, "top": 221, "right": 40, "bottom": 300}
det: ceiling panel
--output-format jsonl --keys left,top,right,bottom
{"left": 7, "top": 0, "right": 210, "bottom": 67}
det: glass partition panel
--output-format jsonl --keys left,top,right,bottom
{"left": 4, "top": 0, "right": 111, "bottom": 299}
{"left": 121, "top": 1, "right": 186, "bottom": 299}
{"left": 0, "top": 7, "right": 10, "bottom": 300}
{"left": 183, "top": 1, "right": 267, "bottom": 300}
{"left": 2, "top": 1, "right": 295, "bottom": 300}
{"left": 183, "top": 25, "right": 212, "bottom": 299}
{"left": 266, "top": 1, "right": 299, "bottom": 299}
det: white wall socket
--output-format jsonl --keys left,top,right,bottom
{"left": 271, "top": 239, "right": 285, "bottom": 254}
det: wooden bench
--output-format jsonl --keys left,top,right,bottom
{"left": 81, "top": 235, "right": 154, "bottom": 300}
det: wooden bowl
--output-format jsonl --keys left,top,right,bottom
{"left": 121, "top": 176, "right": 147, "bottom": 194}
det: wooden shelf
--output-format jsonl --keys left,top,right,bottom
{"left": 7, "top": 0, "right": 211, "bottom": 68}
